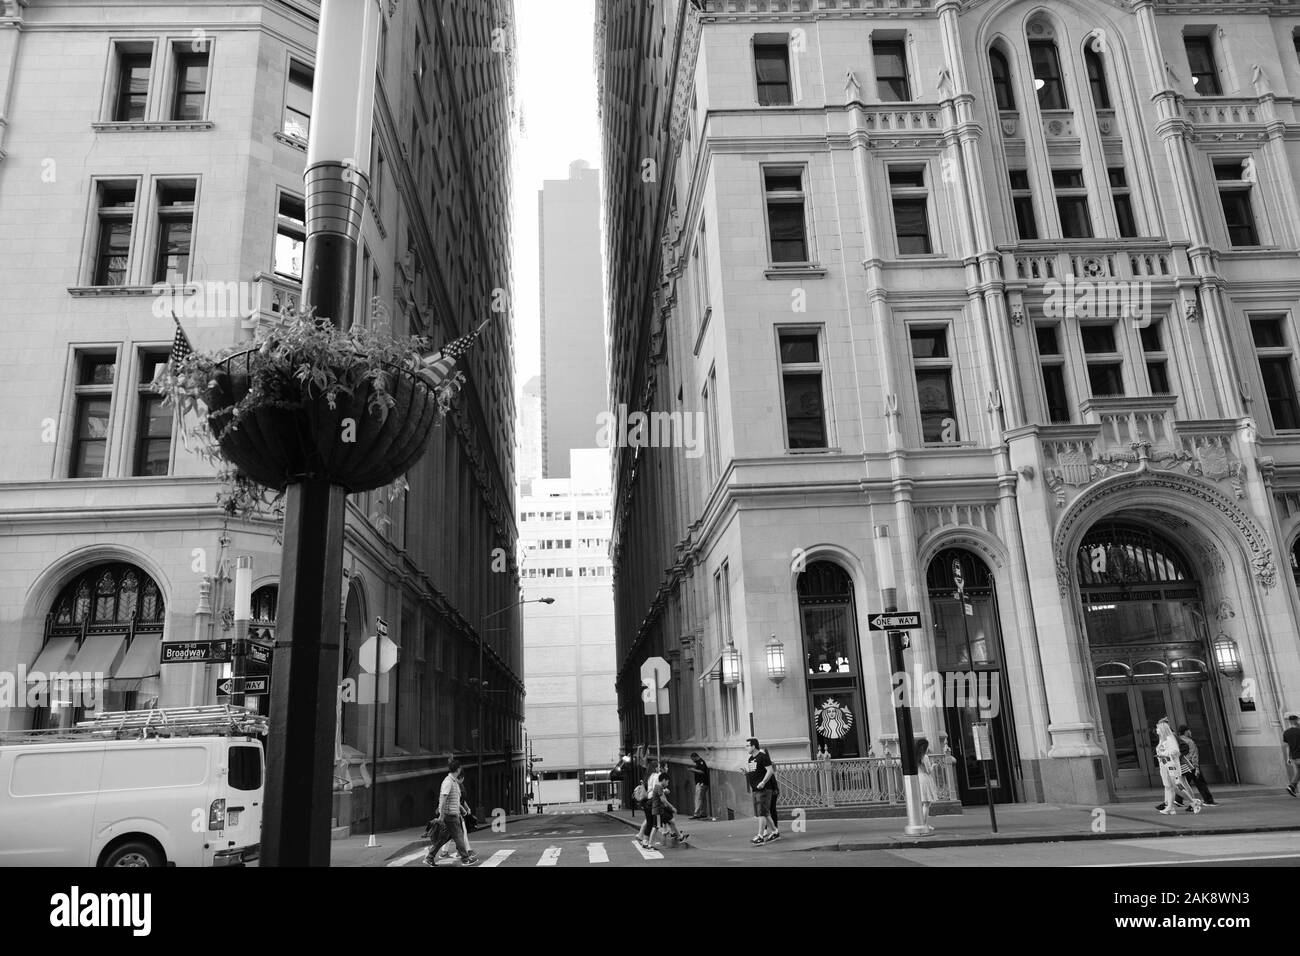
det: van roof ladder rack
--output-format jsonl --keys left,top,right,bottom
{"left": 0, "top": 705, "right": 267, "bottom": 743}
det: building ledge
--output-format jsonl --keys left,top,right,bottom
{"left": 92, "top": 120, "right": 214, "bottom": 133}
{"left": 764, "top": 265, "right": 826, "bottom": 280}
{"left": 68, "top": 284, "right": 165, "bottom": 297}
{"left": 275, "top": 131, "right": 308, "bottom": 152}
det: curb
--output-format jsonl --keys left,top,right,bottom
{"left": 802, "top": 822, "right": 1300, "bottom": 852}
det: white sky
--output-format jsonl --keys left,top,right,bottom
{"left": 512, "top": 0, "right": 602, "bottom": 389}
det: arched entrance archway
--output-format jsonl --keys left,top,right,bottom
{"left": 1079, "top": 521, "right": 1236, "bottom": 789}
{"left": 797, "top": 561, "right": 868, "bottom": 758}
{"left": 926, "top": 549, "right": 1018, "bottom": 806}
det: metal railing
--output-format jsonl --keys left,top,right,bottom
{"left": 774, "top": 755, "right": 958, "bottom": 808}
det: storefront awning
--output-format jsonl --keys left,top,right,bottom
{"left": 109, "top": 634, "right": 162, "bottom": 691}
{"left": 26, "top": 636, "right": 78, "bottom": 682}
{"left": 697, "top": 651, "right": 723, "bottom": 685}
{"left": 68, "top": 634, "right": 128, "bottom": 684}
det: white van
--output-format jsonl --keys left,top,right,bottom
{"left": 0, "top": 708, "right": 264, "bottom": 867}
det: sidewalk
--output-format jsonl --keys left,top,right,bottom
{"left": 601, "top": 787, "right": 1300, "bottom": 853}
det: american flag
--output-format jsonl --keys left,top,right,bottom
{"left": 420, "top": 319, "right": 488, "bottom": 387}
{"left": 169, "top": 313, "right": 194, "bottom": 367}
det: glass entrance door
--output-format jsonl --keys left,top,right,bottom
{"left": 944, "top": 691, "right": 1015, "bottom": 805}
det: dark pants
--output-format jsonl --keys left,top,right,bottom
{"left": 425, "top": 814, "right": 472, "bottom": 863}
{"left": 769, "top": 788, "right": 779, "bottom": 828}
{"left": 1187, "top": 767, "right": 1215, "bottom": 804}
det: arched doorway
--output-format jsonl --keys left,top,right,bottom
{"left": 797, "top": 561, "right": 868, "bottom": 758}
{"left": 1080, "top": 522, "right": 1235, "bottom": 789}
{"left": 926, "top": 549, "right": 1018, "bottom": 805}
{"left": 33, "top": 562, "right": 165, "bottom": 727}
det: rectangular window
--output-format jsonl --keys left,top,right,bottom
{"left": 778, "top": 330, "right": 827, "bottom": 449}
{"left": 71, "top": 354, "right": 116, "bottom": 479}
{"left": 153, "top": 181, "right": 196, "bottom": 284}
{"left": 1215, "top": 160, "right": 1259, "bottom": 247}
{"left": 1141, "top": 321, "right": 1171, "bottom": 395}
{"left": 1251, "top": 314, "right": 1300, "bottom": 430}
{"left": 704, "top": 366, "right": 721, "bottom": 482}
{"left": 114, "top": 49, "right": 152, "bottom": 122}
{"left": 873, "top": 38, "right": 911, "bottom": 102}
{"left": 910, "top": 326, "right": 958, "bottom": 443}
{"left": 1184, "top": 35, "right": 1222, "bottom": 96}
{"left": 283, "top": 60, "right": 313, "bottom": 140}
{"left": 1009, "top": 169, "right": 1037, "bottom": 240}
{"left": 171, "top": 47, "right": 209, "bottom": 121}
{"left": 133, "top": 351, "right": 172, "bottom": 476}
{"left": 754, "top": 38, "right": 792, "bottom": 106}
{"left": 1085, "top": 47, "right": 1111, "bottom": 109}
{"left": 1029, "top": 41, "right": 1067, "bottom": 109}
{"left": 275, "top": 193, "right": 306, "bottom": 280}
{"left": 1053, "top": 169, "right": 1093, "bottom": 239}
{"left": 371, "top": 142, "right": 385, "bottom": 215}
{"left": 890, "top": 166, "right": 932, "bottom": 255}
{"left": 93, "top": 183, "right": 137, "bottom": 286}
{"left": 1082, "top": 322, "right": 1124, "bottom": 396}
{"left": 1109, "top": 168, "right": 1137, "bottom": 238}
{"left": 764, "top": 167, "right": 809, "bottom": 263}
{"left": 1036, "top": 324, "right": 1071, "bottom": 423}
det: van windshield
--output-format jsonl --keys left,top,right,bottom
{"left": 229, "top": 745, "right": 262, "bottom": 791}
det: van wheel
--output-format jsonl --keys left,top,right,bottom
{"left": 102, "top": 841, "right": 164, "bottom": 868}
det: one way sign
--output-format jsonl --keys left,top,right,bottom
{"left": 868, "top": 612, "right": 921, "bottom": 631}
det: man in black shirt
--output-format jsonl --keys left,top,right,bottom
{"left": 1285, "top": 714, "right": 1300, "bottom": 796}
{"left": 689, "top": 752, "right": 711, "bottom": 820}
{"left": 745, "top": 738, "right": 775, "bottom": 844}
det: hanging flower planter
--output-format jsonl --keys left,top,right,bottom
{"left": 155, "top": 308, "right": 465, "bottom": 517}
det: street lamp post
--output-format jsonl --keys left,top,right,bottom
{"left": 477, "top": 596, "right": 554, "bottom": 817}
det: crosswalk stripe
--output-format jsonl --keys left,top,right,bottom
{"left": 631, "top": 840, "right": 664, "bottom": 861}
{"left": 588, "top": 842, "right": 609, "bottom": 863}
{"left": 386, "top": 848, "right": 429, "bottom": 868}
{"left": 481, "top": 849, "right": 514, "bottom": 868}
{"left": 537, "top": 847, "right": 562, "bottom": 866}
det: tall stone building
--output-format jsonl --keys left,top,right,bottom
{"left": 539, "top": 159, "right": 607, "bottom": 478}
{"left": 598, "top": 0, "right": 1300, "bottom": 813}
{"left": 0, "top": 0, "right": 523, "bottom": 831}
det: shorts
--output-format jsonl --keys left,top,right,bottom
{"left": 751, "top": 789, "right": 772, "bottom": 816}
{"left": 656, "top": 808, "right": 674, "bottom": 824}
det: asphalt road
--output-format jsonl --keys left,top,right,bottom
{"left": 382, "top": 814, "right": 1300, "bottom": 868}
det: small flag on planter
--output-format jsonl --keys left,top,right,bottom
{"left": 169, "top": 312, "right": 194, "bottom": 368}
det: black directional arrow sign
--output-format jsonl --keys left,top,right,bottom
{"left": 868, "top": 612, "right": 921, "bottom": 631}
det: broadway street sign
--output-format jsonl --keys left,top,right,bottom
{"left": 161, "top": 640, "right": 232, "bottom": 664}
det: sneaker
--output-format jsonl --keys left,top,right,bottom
{"left": 1158, "top": 808, "right": 1176, "bottom": 815}
{"left": 751, "top": 835, "right": 765, "bottom": 845}
{"left": 461, "top": 855, "right": 480, "bottom": 866}
{"left": 763, "top": 831, "right": 780, "bottom": 843}
{"left": 1154, "top": 803, "right": 1166, "bottom": 811}
{"left": 1288, "top": 785, "right": 1297, "bottom": 797}
{"left": 1203, "top": 801, "right": 1219, "bottom": 807}
{"left": 1192, "top": 801, "right": 1204, "bottom": 814}
{"left": 677, "top": 832, "right": 689, "bottom": 843}
{"left": 422, "top": 856, "right": 437, "bottom": 867}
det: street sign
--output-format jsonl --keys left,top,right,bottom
{"left": 247, "top": 642, "right": 272, "bottom": 667}
{"left": 952, "top": 559, "right": 965, "bottom": 592}
{"left": 216, "top": 675, "right": 270, "bottom": 697}
{"left": 972, "top": 721, "right": 993, "bottom": 761}
{"left": 867, "top": 612, "right": 921, "bottom": 631}
{"left": 359, "top": 634, "right": 398, "bottom": 674}
{"left": 376, "top": 616, "right": 388, "bottom": 637}
{"left": 641, "top": 657, "right": 670, "bottom": 716}
{"left": 532, "top": 757, "right": 543, "bottom": 763}
{"left": 161, "top": 640, "right": 231, "bottom": 664}
{"left": 355, "top": 671, "right": 390, "bottom": 704}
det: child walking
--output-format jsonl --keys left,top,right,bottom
{"left": 649, "top": 770, "right": 689, "bottom": 847}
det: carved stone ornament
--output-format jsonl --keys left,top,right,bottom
{"left": 1215, "top": 598, "right": 1235, "bottom": 621}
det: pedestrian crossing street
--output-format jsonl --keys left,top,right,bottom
{"left": 391, "top": 839, "right": 685, "bottom": 867}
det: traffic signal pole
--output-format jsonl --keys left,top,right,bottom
{"left": 874, "top": 525, "right": 931, "bottom": 837}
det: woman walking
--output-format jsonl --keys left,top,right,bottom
{"left": 916, "top": 737, "right": 938, "bottom": 833}
{"left": 1155, "top": 718, "right": 1202, "bottom": 815}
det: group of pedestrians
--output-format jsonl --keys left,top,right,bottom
{"left": 634, "top": 758, "right": 690, "bottom": 848}
{"left": 1154, "top": 720, "right": 1217, "bottom": 814}
{"left": 423, "top": 757, "right": 480, "bottom": 867}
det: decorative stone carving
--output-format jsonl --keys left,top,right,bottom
{"left": 1193, "top": 540, "right": 1227, "bottom": 576}
{"left": 1006, "top": 291, "right": 1025, "bottom": 326}
{"left": 844, "top": 69, "right": 862, "bottom": 104}
{"left": 1215, "top": 598, "right": 1235, "bottom": 621}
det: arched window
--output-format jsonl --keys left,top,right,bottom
{"left": 797, "top": 560, "right": 867, "bottom": 758}
{"left": 1077, "top": 524, "right": 1193, "bottom": 587}
{"left": 1084, "top": 44, "right": 1111, "bottom": 109}
{"left": 35, "top": 562, "right": 166, "bottom": 729}
{"left": 251, "top": 585, "right": 277, "bottom": 644}
{"left": 990, "top": 48, "right": 1015, "bottom": 111}
{"left": 1029, "top": 39, "right": 1067, "bottom": 109}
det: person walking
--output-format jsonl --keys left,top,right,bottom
{"left": 649, "top": 769, "right": 688, "bottom": 846}
{"left": 916, "top": 737, "right": 938, "bottom": 833}
{"left": 436, "top": 765, "right": 476, "bottom": 860}
{"left": 636, "top": 759, "right": 661, "bottom": 849}
{"left": 1178, "top": 725, "right": 1217, "bottom": 807}
{"left": 1284, "top": 713, "right": 1300, "bottom": 797}
{"left": 689, "top": 752, "right": 712, "bottom": 820}
{"left": 1155, "top": 718, "right": 1202, "bottom": 815}
{"left": 745, "top": 738, "right": 776, "bottom": 845}
{"left": 424, "top": 758, "right": 480, "bottom": 866}
{"left": 761, "top": 746, "right": 781, "bottom": 840}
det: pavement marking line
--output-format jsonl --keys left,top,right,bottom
{"left": 631, "top": 840, "right": 664, "bottom": 861}
{"left": 537, "top": 847, "right": 562, "bottom": 866}
{"left": 481, "top": 850, "right": 514, "bottom": 868}
{"left": 1078, "top": 852, "right": 1300, "bottom": 868}
{"left": 588, "top": 842, "right": 609, "bottom": 864}
{"left": 386, "top": 848, "right": 429, "bottom": 868}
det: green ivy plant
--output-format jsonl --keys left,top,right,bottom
{"left": 154, "top": 306, "right": 464, "bottom": 534}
